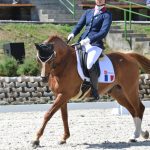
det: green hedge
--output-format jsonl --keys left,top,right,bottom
{"left": 0, "top": 56, "right": 18, "bottom": 76}
{"left": 0, "top": 56, "right": 40, "bottom": 76}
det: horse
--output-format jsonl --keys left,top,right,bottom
{"left": 32, "top": 35, "right": 150, "bottom": 148}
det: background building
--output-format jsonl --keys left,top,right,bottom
{"left": 0, "top": 0, "right": 149, "bottom": 22}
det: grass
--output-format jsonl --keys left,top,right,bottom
{"left": 0, "top": 23, "right": 150, "bottom": 59}
{"left": 129, "top": 24, "right": 150, "bottom": 36}
{"left": 0, "top": 23, "right": 74, "bottom": 58}
{"left": 117, "top": 23, "right": 150, "bottom": 37}
{"left": 0, "top": 23, "right": 149, "bottom": 76}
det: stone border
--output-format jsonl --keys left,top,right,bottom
{"left": 0, "top": 74, "right": 149, "bottom": 105}
{"left": 0, "top": 76, "right": 53, "bottom": 105}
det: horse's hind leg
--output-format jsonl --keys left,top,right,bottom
{"left": 110, "top": 86, "right": 149, "bottom": 141}
{"left": 110, "top": 86, "right": 136, "bottom": 118}
{"left": 121, "top": 78, "right": 149, "bottom": 141}
{"left": 125, "top": 92, "right": 149, "bottom": 141}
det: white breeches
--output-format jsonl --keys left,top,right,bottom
{"left": 83, "top": 44, "right": 102, "bottom": 69}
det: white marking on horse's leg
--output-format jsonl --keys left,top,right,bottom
{"left": 132, "top": 117, "right": 142, "bottom": 139}
{"left": 41, "top": 62, "right": 46, "bottom": 77}
{"left": 132, "top": 117, "right": 149, "bottom": 140}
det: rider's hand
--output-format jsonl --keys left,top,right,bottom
{"left": 80, "top": 38, "right": 90, "bottom": 46}
{"left": 67, "top": 33, "right": 74, "bottom": 41}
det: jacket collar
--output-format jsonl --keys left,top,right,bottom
{"left": 92, "top": 6, "right": 106, "bottom": 16}
{"left": 95, "top": 5, "right": 104, "bottom": 11}
{"left": 101, "top": 6, "right": 107, "bottom": 13}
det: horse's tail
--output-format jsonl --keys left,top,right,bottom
{"left": 128, "top": 53, "right": 150, "bottom": 74}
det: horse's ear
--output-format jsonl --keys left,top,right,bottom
{"left": 35, "top": 43, "right": 40, "bottom": 50}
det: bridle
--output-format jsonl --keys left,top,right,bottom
{"left": 36, "top": 41, "right": 75, "bottom": 81}
{"left": 36, "top": 43, "right": 57, "bottom": 82}
{"left": 37, "top": 43, "right": 56, "bottom": 67}
{"left": 37, "top": 51, "right": 56, "bottom": 65}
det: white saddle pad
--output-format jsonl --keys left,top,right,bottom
{"left": 76, "top": 51, "right": 115, "bottom": 83}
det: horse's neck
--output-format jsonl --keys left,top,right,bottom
{"left": 53, "top": 47, "right": 75, "bottom": 76}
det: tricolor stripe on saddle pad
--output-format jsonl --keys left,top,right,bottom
{"left": 76, "top": 51, "right": 115, "bottom": 83}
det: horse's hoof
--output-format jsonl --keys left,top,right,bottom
{"left": 58, "top": 140, "right": 66, "bottom": 145}
{"left": 142, "top": 130, "right": 149, "bottom": 139}
{"left": 129, "top": 139, "right": 137, "bottom": 143}
{"left": 31, "top": 140, "right": 40, "bottom": 149}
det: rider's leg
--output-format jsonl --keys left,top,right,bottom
{"left": 87, "top": 46, "right": 102, "bottom": 99}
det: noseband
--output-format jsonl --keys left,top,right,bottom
{"left": 37, "top": 43, "right": 56, "bottom": 67}
{"left": 37, "top": 51, "right": 56, "bottom": 64}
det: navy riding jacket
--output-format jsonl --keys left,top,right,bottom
{"left": 72, "top": 8, "right": 112, "bottom": 49}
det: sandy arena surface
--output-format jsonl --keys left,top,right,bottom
{"left": 0, "top": 108, "right": 150, "bottom": 150}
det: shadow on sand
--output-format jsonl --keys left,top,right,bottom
{"left": 82, "top": 140, "right": 150, "bottom": 149}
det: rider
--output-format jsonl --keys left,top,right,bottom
{"left": 67, "top": 0, "right": 112, "bottom": 100}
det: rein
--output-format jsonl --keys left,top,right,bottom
{"left": 66, "top": 39, "right": 81, "bottom": 49}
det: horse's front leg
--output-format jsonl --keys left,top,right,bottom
{"left": 59, "top": 103, "right": 70, "bottom": 144}
{"left": 32, "top": 93, "right": 69, "bottom": 148}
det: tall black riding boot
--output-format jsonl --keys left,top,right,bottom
{"left": 88, "top": 65, "right": 100, "bottom": 100}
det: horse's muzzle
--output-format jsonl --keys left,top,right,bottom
{"left": 41, "top": 76, "right": 48, "bottom": 83}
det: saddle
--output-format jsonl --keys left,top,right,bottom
{"left": 71, "top": 44, "right": 115, "bottom": 100}
{"left": 73, "top": 44, "right": 101, "bottom": 100}
{"left": 76, "top": 44, "right": 101, "bottom": 78}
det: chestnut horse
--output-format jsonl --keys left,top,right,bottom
{"left": 32, "top": 35, "right": 150, "bottom": 148}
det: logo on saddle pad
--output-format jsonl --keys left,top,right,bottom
{"left": 104, "top": 70, "right": 115, "bottom": 82}
{"left": 76, "top": 49, "right": 115, "bottom": 83}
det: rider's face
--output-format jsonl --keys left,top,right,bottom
{"left": 95, "top": 0, "right": 105, "bottom": 6}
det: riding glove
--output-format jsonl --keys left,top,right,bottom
{"left": 80, "top": 38, "right": 90, "bottom": 46}
{"left": 67, "top": 33, "right": 74, "bottom": 41}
